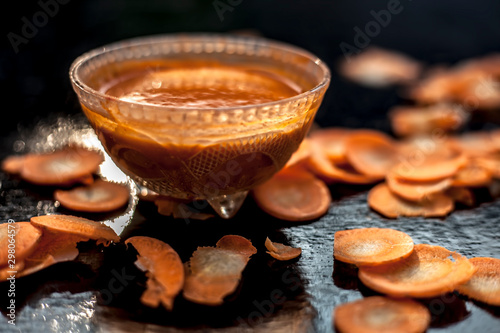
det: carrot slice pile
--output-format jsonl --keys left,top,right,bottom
{"left": 344, "top": 132, "right": 399, "bottom": 178}
{"left": 183, "top": 235, "right": 256, "bottom": 306}
{"left": 368, "top": 183, "right": 454, "bottom": 218}
{"left": 333, "top": 296, "right": 431, "bottom": 333}
{"left": 125, "top": 236, "right": 184, "bottom": 310}
{"left": 265, "top": 237, "right": 302, "bottom": 261}
{"left": 19, "top": 146, "right": 103, "bottom": 186}
{"left": 389, "top": 104, "right": 467, "bottom": 137}
{"left": 252, "top": 166, "right": 331, "bottom": 221}
{"left": 386, "top": 169, "right": 452, "bottom": 202}
{"left": 30, "top": 214, "right": 120, "bottom": 245}
{"left": 456, "top": 257, "right": 500, "bottom": 306}
{"left": 0, "top": 222, "right": 42, "bottom": 266}
{"left": 358, "top": 244, "right": 476, "bottom": 298}
{"left": 333, "top": 228, "right": 414, "bottom": 266}
{"left": 54, "top": 179, "right": 130, "bottom": 213}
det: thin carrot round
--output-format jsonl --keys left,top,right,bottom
{"left": 333, "top": 228, "right": 414, "bottom": 266}
{"left": 333, "top": 296, "right": 431, "bottom": 333}
{"left": 216, "top": 235, "right": 257, "bottom": 257}
{"left": 358, "top": 244, "right": 476, "bottom": 298}
{"left": 30, "top": 214, "right": 120, "bottom": 244}
{"left": 456, "top": 257, "right": 500, "bottom": 306}
{"left": 344, "top": 131, "right": 399, "bottom": 178}
{"left": 386, "top": 170, "right": 452, "bottom": 202}
{"left": 252, "top": 167, "right": 331, "bottom": 221}
{"left": 309, "top": 128, "right": 352, "bottom": 163}
{"left": 125, "top": 236, "right": 184, "bottom": 310}
{"left": 265, "top": 237, "right": 302, "bottom": 261}
{"left": 1, "top": 155, "right": 25, "bottom": 174}
{"left": 0, "top": 222, "right": 42, "bottom": 266}
{"left": 452, "top": 162, "right": 492, "bottom": 187}
{"left": 54, "top": 179, "right": 130, "bottom": 213}
{"left": 20, "top": 146, "right": 103, "bottom": 186}
{"left": 368, "top": 183, "right": 454, "bottom": 218}
{"left": 447, "top": 132, "right": 498, "bottom": 158}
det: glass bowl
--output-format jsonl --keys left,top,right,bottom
{"left": 69, "top": 34, "right": 330, "bottom": 218}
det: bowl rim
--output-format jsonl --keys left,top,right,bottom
{"left": 69, "top": 33, "right": 331, "bottom": 112}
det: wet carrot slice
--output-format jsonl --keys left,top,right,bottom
{"left": 183, "top": 235, "right": 255, "bottom": 305}
{"left": 344, "top": 132, "right": 399, "bottom": 178}
{"left": 368, "top": 183, "right": 454, "bottom": 218}
{"left": 265, "top": 237, "right": 302, "bottom": 261}
{"left": 452, "top": 162, "right": 492, "bottom": 187}
{"left": 389, "top": 104, "right": 466, "bottom": 137}
{"left": 0, "top": 222, "right": 42, "bottom": 266}
{"left": 252, "top": 166, "right": 331, "bottom": 221}
{"left": 456, "top": 257, "right": 500, "bottom": 306}
{"left": 333, "top": 296, "right": 431, "bottom": 333}
{"left": 309, "top": 128, "right": 352, "bottom": 163}
{"left": 333, "top": 228, "right": 414, "bottom": 266}
{"left": 358, "top": 244, "right": 476, "bottom": 298}
{"left": 386, "top": 169, "right": 452, "bottom": 202}
{"left": 20, "top": 146, "right": 103, "bottom": 186}
{"left": 125, "top": 236, "right": 184, "bottom": 310}
{"left": 307, "top": 141, "right": 382, "bottom": 184}
{"left": 30, "top": 214, "right": 120, "bottom": 244}
{"left": 391, "top": 150, "right": 467, "bottom": 182}
{"left": 1, "top": 155, "right": 25, "bottom": 174}
{"left": 54, "top": 179, "right": 130, "bottom": 213}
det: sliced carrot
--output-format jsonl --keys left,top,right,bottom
{"left": 391, "top": 150, "right": 467, "bottom": 182}
{"left": 30, "top": 214, "right": 120, "bottom": 244}
{"left": 344, "top": 131, "right": 399, "bottom": 178}
{"left": 447, "top": 132, "right": 498, "bottom": 158}
{"left": 265, "top": 237, "right": 302, "bottom": 261}
{"left": 389, "top": 104, "right": 466, "bottom": 137}
{"left": 216, "top": 235, "right": 257, "bottom": 257}
{"left": 368, "top": 183, "right": 454, "bottom": 218}
{"left": 333, "top": 228, "right": 414, "bottom": 266}
{"left": 358, "top": 244, "right": 476, "bottom": 298}
{"left": 125, "top": 236, "right": 184, "bottom": 310}
{"left": 456, "top": 257, "right": 500, "bottom": 306}
{"left": 20, "top": 146, "right": 103, "bottom": 186}
{"left": 309, "top": 128, "right": 352, "bottom": 163}
{"left": 307, "top": 141, "right": 382, "bottom": 184}
{"left": 446, "top": 187, "right": 475, "bottom": 207}
{"left": 386, "top": 169, "right": 452, "bottom": 202}
{"left": 54, "top": 179, "right": 130, "bottom": 213}
{"left": 452, "top": 162, "right": 492, "bottom": 187}
{"left": 183, "top": 235, "right": 255, "bottom": 305}
{"left": 474, "top": 154, "right": 500, "bottom": 178}
{"left": 252, "top": 166, "right": 331, "bottom": 221}
{"left": 0, "top": 222, "right": 42, "bottom": 266}
{"left": 1, "top": 155, "right": 25, "bottom": 174}
{"left": 333, "top": 296, "right": 431, "bottom": 333}
{"left": 407, "top": 68, "right": 457, "bottom": 104}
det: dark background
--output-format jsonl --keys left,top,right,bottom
{"left": 2, "top": 0, "right": 500, "bottom": 137}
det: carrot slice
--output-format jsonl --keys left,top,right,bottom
{"left": 252, "top": 166, "right": 331, "bottom": 221}
{"left": 333, "top": 296, "right": 431, "bottom": 333}
{"left": 344, "top": 131, "right": 399, "bottom": 178}
{"left": 446, "top": 187, "right": 475, "bottom": 207}
{"left": 389, "top": 104, "right": 466, "bottom": 137}
{"left": 309, "top": 128, "right": 352, "bottom": 163}
{"left": 368, "top": 183, "right": 454, "bottom": 218}
{"left": 54, "top": 179, "right": 130, "bottom": 213}
{"left": 0, "top": 222, "right": 42, "bottom": 266}
{"left": 125, "top": 236, "right": 184, "bottom": 310}
{"left": 358, "top": 244, "right": 476, "bottom": 298}
{"left": 30, "top": 214, "right": 120, "bottom": 244}
{"left": 386, "top": 169, "right": 452, "bottom": 202}
{"left": 1, "top": 155, "right": 25, "bottom": 174}
{"left": 265, "top": 237, "right": 302, "bottom": 261}
{"left": 475, "top": 154, "right": 500, "bottom": 178}
{"left": 452, "top": 162, "right": 492, "bottom": 187}
{"left": 447, "top": 132, "right": 498, "bottom": 158}
{"left": 456, "top": 257, "right": 500, "bottom": 306}
{"left": 333, "top": 228, "right": 414, "bottom": 266}
{"left": 20, "top": 146, "right": 103, "bottom": 186}
{"left": 391, "top": 150, "right": 467, "bottom": 182}
{"left": 307, "top": 141, "right": 382, "bottom": 184}
{"left": 183, "top": 235, "right": 255, "bottom": 305}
